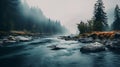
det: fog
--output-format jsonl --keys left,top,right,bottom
{"left": 23, "top": 0, "right": 120, "bottom": 34}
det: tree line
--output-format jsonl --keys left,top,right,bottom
{"left": 0, "top": 0, "right": 66, "bottom": 34}
{"left": 77, "top": 0, "right": 120, "bottom": 34}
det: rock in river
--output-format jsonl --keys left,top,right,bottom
{"left": 80, "top": 42, "right": 105, "bottom": 53}
{"left": 48, "top": 45, "right": 65, "bottom": 50}
{"left": 106, "top": 41, "right": 120, "bottom": 51}
{"left": 78, "top": 37, "right": 93, "bottom": 43}
{"left": 15, "top": 36, "right": 32, "bottom": 42}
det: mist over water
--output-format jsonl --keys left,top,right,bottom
{"left": 1, "top": 1, "right": 120, "bottom": 67}
{"left": 22, "top": 0, "right": 120, "bottom": 34}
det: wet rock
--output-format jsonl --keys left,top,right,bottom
{"left": 15, "top": 36, "right": 32, "bottom": 42}
{"left": 2, "top": 36, "right": 17, "bottom": 44}
{"left": 78, "top": 38, "right": 93, "bottom": 43}
{"left": 106, "top": 41, "right": 120, "bottom": 51}
{"left": 51, "top": 47, "right": 65, "bottom": 50}
{"left": 48, "top": 45, "right": 65, "bottom": 50}
{"left": 80, "top": 42, "right": 105, "bottom": 53}
{"left": 59, "top": 35, "right": 78, "bottom": 41}
{"left": 114, "top": 33, "right": 120, "bottom": 39}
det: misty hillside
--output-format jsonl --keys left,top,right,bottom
{"left": 0, "top": 0, "right": 66, "bottom": 34}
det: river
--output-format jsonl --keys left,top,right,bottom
{"left": 0, "top": 36, "right": 120, "bottom": 67}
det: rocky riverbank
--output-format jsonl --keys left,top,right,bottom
{"left": 0, "top": 35, "right": 33, "bottom": 46}
{"left": 59, "top": 31, "right": 120, "bottom": 53}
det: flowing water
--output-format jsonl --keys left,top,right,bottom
{"left": 0, "top": 36, "right": 120, "bottom": 67}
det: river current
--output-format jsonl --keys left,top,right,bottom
{"left": 0, "top": 36, "right": 120, "bottom": 67}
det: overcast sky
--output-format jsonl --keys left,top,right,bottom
{"left": 24, "top": 0, "right": 120, "bottom": 34}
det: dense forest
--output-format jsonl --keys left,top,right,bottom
{"left": 0, "top": 0, "right": 66, "bottom": 34}
{"left": 77, "top": 0, "right": 120, "bottom": 34}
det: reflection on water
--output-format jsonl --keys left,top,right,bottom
{"left": 0, "top": 37, "right": 120, "bottom": 67}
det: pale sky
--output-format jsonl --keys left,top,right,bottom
{"left": 24, "top": 0, "right": 120, "bottom": 34}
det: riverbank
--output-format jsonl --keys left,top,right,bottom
{"left": 60, "top": 31, "right": 120, "bottom": 42}
{"left": 0, "top": 30, "right": 40, "bottom": 46}
{"left": 60, "top": 31, "right": 120, "bottom": 52}
{"left": 0, "top": 31, "right": 56, "bottom": 37}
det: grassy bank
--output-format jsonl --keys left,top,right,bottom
{"left": 77, "top": 31, "right": 120, "bottom": 40}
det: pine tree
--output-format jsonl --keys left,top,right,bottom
{"left": 0, "top": 0, "right": 66, "bottom": 34}
{"left": 112, "top": 5, "right": 120, "bottom": 30}
{"left": 0, "top": 0, "right": 21, "bottom": 31}
{"left": 93, "top": 0, "right": 108, "bottom": 31}
{"left": 87, "top": 20, "right": 94, "bottom": 32}
{"left": 77, "top": 21, "right": 87, "bottom": 34}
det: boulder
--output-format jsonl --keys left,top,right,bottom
{"left": 48, "top": 45, "right": 65, "bottom": 50}
{"left": 2, "top": 36, "right": 17, "bottom": 44}
{"left": 114, "top": 33, "right": 120, "bottom": 39}
{"left": 106, "top": 41, "right": 120, "bottom": 51}
{"left": 80, "top": 42, "right": 105, "bottom": 53}
{"left": 15, "top": 36, "right": 32, "bottom": 42}
{"left": 51, "top": 47, "right": 65, "bottom": 50}
{"left": 78, "top": 38, "right": 93, "bottom": 43}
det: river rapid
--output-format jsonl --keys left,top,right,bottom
{"left": 0, "top": 36, "right": 120, "bottom": 67}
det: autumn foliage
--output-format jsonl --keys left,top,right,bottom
{"left": 89, "top": 31, "right": 120, "bottom": 39}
